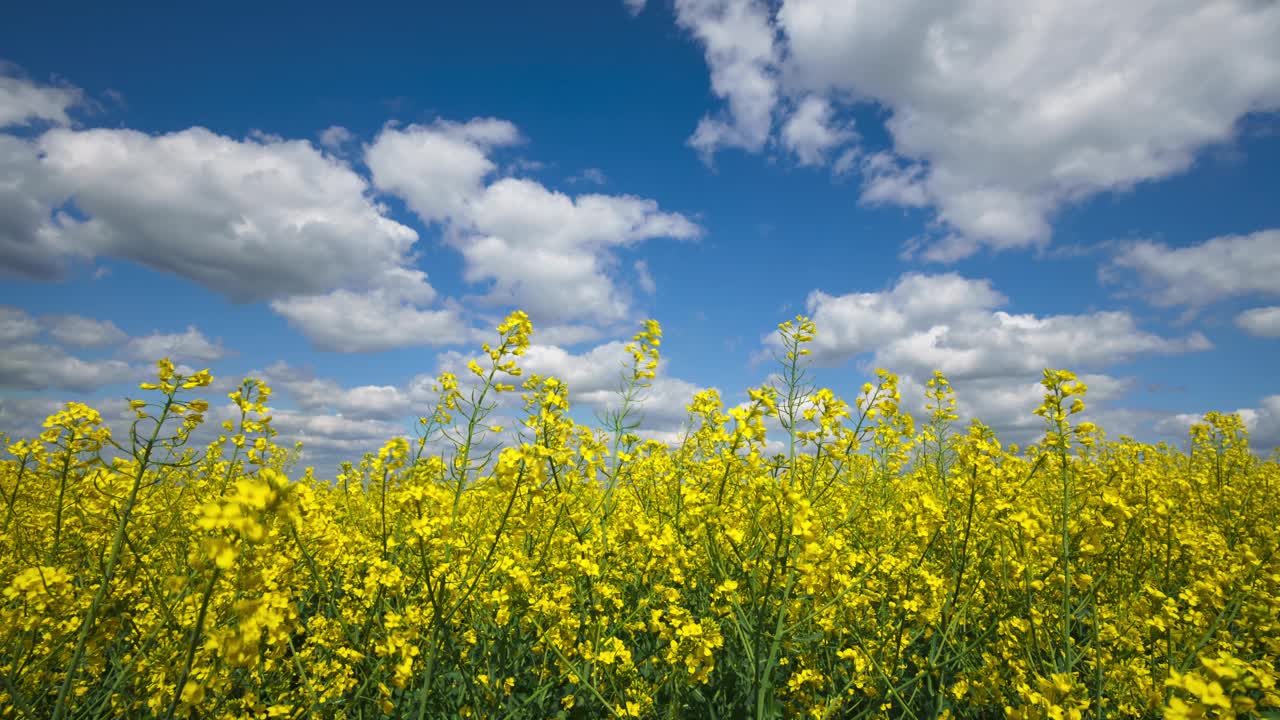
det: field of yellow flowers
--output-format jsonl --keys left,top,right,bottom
{"left": 2, "top": 311, "right": 1278, "bottom": 719}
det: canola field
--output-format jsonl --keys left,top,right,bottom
{"left": 2, "top": 312, "right": 1278, "bottom": 719}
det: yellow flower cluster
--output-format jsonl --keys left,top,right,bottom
{"left": 1, "top": 310, "right": 1278, "bottom": 719}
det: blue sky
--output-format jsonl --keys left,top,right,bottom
{"left": 2, "top": 0, "right": 1279, "bottom": 472}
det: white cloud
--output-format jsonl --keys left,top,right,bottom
{"left": 461, "top": 179, "right": 699, "bottom": 322}
{"left": 518, "top": 341, "right": 634, "bottom": 394}
{"left": 569, "top": 167, "right": 608, "bottom": 185}
{"left": 579, "top": 375, "right": 707, "bottom": 431}
{"left": 515, "top": 342, "right": 709, "bottom": 432}
{"left": 1236, "top": 306, "right": 1280, "bottom": 338}
{"left": 366, "top": 118, "right": 522, "bottom": 223}
{"left": 259, "top": 362, "right": 414, "bottom": 420}
{"left": 0, "top": 135, "right": 77, "bottom": 279}
{"left": 756, "top": 272, "right": 1211, "bottom": 446}
{"left": 672, "top": 0, "right": 1280, "bottom": 257}
{"left": 435, "top": 338, "right": 710, "bottom": 436}
{"left": 0, "top": 65, "right": 82, "bottom": 128}
{"left": 895, "top": 371, "right": 1135, "bottom": 446}
{"left": 624, "top": 0, "right": 647, "bottom": 16}
{"left": 1105, "top": 230, "right": 1280, "bottom": 307}
{"left": 796, "top": 273, "right": 1210, "bottom": 379}
{"left": 858, "top": 151, "right": 928, "bottom": 208}
{"left": 675, "top": 0, "right": 780, "bottom": 159}
{"left": 0, "top": 306, "right": 39, "bottom": 343}
{"left": 271, "top": 272, "right": 475, "bottom": 353}
{"left": 267, "top": 408, "right": 411, "bottom": 470}
{"left": 0, "top": 343, "right": 134, "bottom": 392}
{"left": 367, "top": 123, "right": 700, "bottom": 326}
{"left": 125, "top": 326, "right": 228, "bottom": 362}
{"left": 318, "top": 125, "right": 353, "bottom": 150}
{"left": 24, "top": 126, "right": 420, "bottom": 302}
{"left": 4, "top": 90, "right": 696, "bottom": 352}
{"left": 1156, "top": 395, "right": 1280, "bottom": 454}
{"left": 47, "top": 314, "right": 128, "bottom": 348}
{"left": 0, "top": 397, "right": 68, "bottom": 441}
{"left": 0, "top": 119, "right": 495, "bottom": 353}
{"left": 534, "top": 323, "right": 607, "bottom": 347}
{"left": 634, "top": 259, "right": 657, "bottom": 295}
{"left": 780, "top": 95, "right": 854, "bottom": 166}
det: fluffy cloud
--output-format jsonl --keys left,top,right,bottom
{"left": 367, "top": 121, "right": 700, "bottom": 326}
{"left": 794, "top": 273, "right": 1209, "bottom": 377}
{"left": 47, "top": 314, "right": 128, "bottom": 348}
{"left": 266, "top": 408, "right": 412, "bottom": 472}
{"left": 1104, "top": 230, "right": 1280, "bottom": 307}
{"left": 0, "top": 66, "right": 82, "bottom": 128}
{"left": 367, "top": 118, "right": 522, "bottom": 224}
{"left": 258, "top": 362, "right": 414, "bottom": 420}
{"left": 1236, "top": 306, "right": 1280, "bottom": 339}
{"left": 516, "top": 342, "right": 709, "bottom": 432}
{"left": 780, "top": 96, "right": 854, "bottom": 166}
{"left": 671, "top": 0, "right": 1280, "bottom": 258}
{"left": 568, "top": 168, "right": 608, "bottom": 185}
{"left": 124, "top": 326, "right": 228, "bottom": 362}
{"left": 433, "top": 338, "right": 710, "bottom": 437}
{"left": 318, "top": 125, "right": 353, "bottom": 150}
{"left": 0, "top": 307, "right": 221, "bottom": 389}
{"left": 634, "top": 260, "right": 657, "bottom": 295}
{"left": 675, "top": 0, "right": 780, "bottom": 159}
{"left": 760, "top": 272, "right": 1210, "bottom": 445}
{"left": 0, "top": 397, "right": 68, "bottom": 441}
{"left": 1156, "top": 395, "right": 1280, "bottom": 454}
{"left": 0, "top": 306, "right": 40, "bottom": 343}
{"left": 270, "top": 271, "right": 475, "bottom": 353}
{"left": 26, "top": 126, "right": 420, "bottom": 302}
{"left": 0, "top": 135, "right": 76, "bottom": 279}
{"left": 0, "top": 343, "right": 134, "bottom": 392}
{"left": 3, "top": 66, "right": 698, "bottom": 352}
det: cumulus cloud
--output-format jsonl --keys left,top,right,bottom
{"left": 569, "top": 167, "right": 608, "bottom": 185}
{"left": 318, "top": 125, "right": 353, "bottom": 150}
{"left": 1104, "top": 230, "right": 1280, "bottom": 307}
{"left": 245, "top": 334, "right": 712, "bottom": 473}
{"left": 266, "top": 408, "right": 413, "bottom": 473}
{"left": 25, "top": 126, "right": 420, "bottom": 302}
{"left": 270, "top": 271, "right": 475, "bottom": 352}
{"left": 670, "top": 0, "right": 1280, "bottom": 257}
{"left": 1156, "top": 395, "right": 1280, "bottom": 454}
{"left": 258, "top": 362, "right": 415, "bottom": 420}
{"left": 858, "top": 151, "right": 928, "bottom": 208}
{"left": 0, "top": 397, "right": 69, "bottom": 441}
{"left": 1236, "top": 306, "right": 1280, "bottom": 338}
{"left": 124, "top": 326, "right": 228, "bottom": 362}
{"left": 433, "top": 337, "right": 710, "bottom": 437}
{"left": 0, "top": 306, "right": 40, "bottom": 343}
{"left": 0, "top": 135, "right": 77, "bottom": 279}
{"left": 366, "top": 118, "right": 522, "bottom": 224}
{"left": 795, "top": 273, "right": 1210, "bottom": 378}
{"left": 0, "top": 343, "right": 134, "bottom": 392}
{"left": 634, "top": 259, "right": 657, "bottom": 295}
{"left": 367, "top": 121, "right": 700, "bottom": 327}
{"left": 780, "top": 95, "right": 854, "bottom": 166}
{"left": 0, "top": 307, "right": 221, "bottom": 391}
{"left": 3, "top": 61, "right": 697, "bottom": 353}
{"left": 675, "top": 0, "right": 780, "bottom": 159}
{"left": 47, "top": 314, "right": 127, "bottom": 348}
{"left": 893, "top": 371, "right": 1137, "bottom": 446}
{"left": 0, "top": 65, "right": 83, "bottom": 129}
{"left": 756, "top": 272, "right": 1211, "bottom": 445}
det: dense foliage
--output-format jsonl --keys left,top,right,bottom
{"left": 2, "top": 312, "right": 1277, "bottom": 719}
